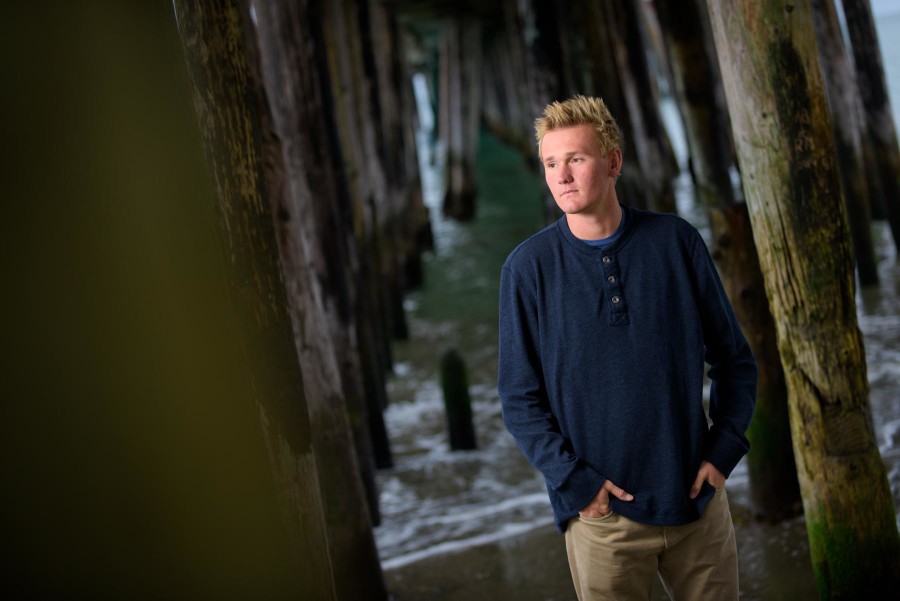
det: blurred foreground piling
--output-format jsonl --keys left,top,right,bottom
{"left": 440, "top": 350, "right": 477, "bottom": 451}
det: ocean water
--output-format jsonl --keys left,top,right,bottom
{"left": 375, "top": 12, "right": 900, "bottom": 574}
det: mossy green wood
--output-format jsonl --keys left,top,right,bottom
{"left": 174, "top": 1, "right": 337, "bottom": 599}
{"left": 706, "top": 0, "right": 900, "bottom": 596}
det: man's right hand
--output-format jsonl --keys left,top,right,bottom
{"left": 578, "top": 480, "right": 634, "bottom": 518}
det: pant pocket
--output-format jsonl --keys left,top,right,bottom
{"left": 578, "top": 511, "right": 616, "bottom": 523}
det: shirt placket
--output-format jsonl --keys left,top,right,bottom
{"left": 601, "top": 254, "right": 629, "bottom": 326}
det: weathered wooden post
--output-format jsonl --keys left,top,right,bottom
{"left": 320, "top": 0, "right": 397, "bottom": 470}
{"left": 654, "top": 0, "right": 736, "bottom": 209}
{"left": 440, "top": 349, "right": 477, "bottom": 451}
{"left": 242, "top": 1, "right": 388, "bottom": 598}
{"left": 613, "top": 0, "right": 678, "bottom": 213}
{"left": 550, "top": 0, "right": 677, "bottom": 213}
{"left": 706, "top": 0, "right": 900, "bottom": 595}
{"left": 439, "top": 17, "right": 482, "bottom": 221}
{"left": 841, "top": 0, "right": 900, "bottom": 252}
{"left": 481, "top": 0, "right": 537, "bottom": 157}
{"left": 811, "top": 0, "right": 879, "bottom": 286}
{"left": 655, "top": 0, "right": 800, "bottom": 521}
{"left": 174, "top": 1, "right": 338, "bottom": 598}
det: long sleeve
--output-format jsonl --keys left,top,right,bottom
{"left": 497, "top": 265, "right": 606, "bottom": 514}
{"left": 690, "top": 231, "right": 758, "bottom": 477}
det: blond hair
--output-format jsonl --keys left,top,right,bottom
{"left": 535, "top": 95, "right": 623, "bottom": 160}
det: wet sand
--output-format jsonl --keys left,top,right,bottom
{"left": 385, "top": 506, "right": 818, "bottom": 601}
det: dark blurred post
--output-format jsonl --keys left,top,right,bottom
{"left": 613, "top": 0, "right": 678, "bottom": 213}
{"left": 707, "top": 0, "right": 900, "bottom": 595}
{"left": 319, "top": 0, "right": 397, "bottom": 471}
{"left": 841, "top": 0, "right": 900, "bottom": 252}
{"left": 812, "top": 0, "right": 880, "bottom": 286}
{"left": 653, "top": 0, "right": 736, "bottom": 209}
{"left": 364, "top": 0, "right": 433, "bottom": 293}
{"left": 3, "top": 1, "right": 334, "bottom": 598}
{"left": 440, "top": 16, "right": 482, "bottom": 221}
{"left": 480, "top": 0, "right": 541, "bottom": 157}
{"left": 440, "top": 350, "right": 478, "bottom": 451}
{"left": 550, "top": 0, "right": 676, "bottom": 213}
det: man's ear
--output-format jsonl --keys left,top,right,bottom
{"left": 608, "top": 148, "right": 623, "bottom": 177}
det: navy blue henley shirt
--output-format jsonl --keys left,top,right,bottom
{"left": 498, "top": 204, "right": 757, "bottom": 532}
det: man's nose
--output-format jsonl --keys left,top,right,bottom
{"left": 558, "top": 166, "right": 573, "bottom": 184}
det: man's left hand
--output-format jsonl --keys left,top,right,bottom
{"left": 690, "top": 460, "right": 726, "bottom": 499}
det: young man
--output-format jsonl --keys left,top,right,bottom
{"left": 498, "top": 95, "right": 757, "bottom": 600}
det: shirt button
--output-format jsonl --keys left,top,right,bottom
{"left": 602, "top": 256, "right": 611, "bottom": 264}
{"left": 607, "top": 275, "right": 616, "bottom": 283}
{"left": 611, "top": 295, "right": 621, "bottom": 304}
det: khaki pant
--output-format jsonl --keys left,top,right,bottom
{"left": 564, "top": 488, "right": 738, "bottom": 601}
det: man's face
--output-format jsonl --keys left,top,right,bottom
{"left": 541, "top": 124, "right": 620, "bottom": 216}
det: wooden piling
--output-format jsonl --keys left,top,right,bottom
{"left": 440, "top": 350, "right": 478, "bottom": 451}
